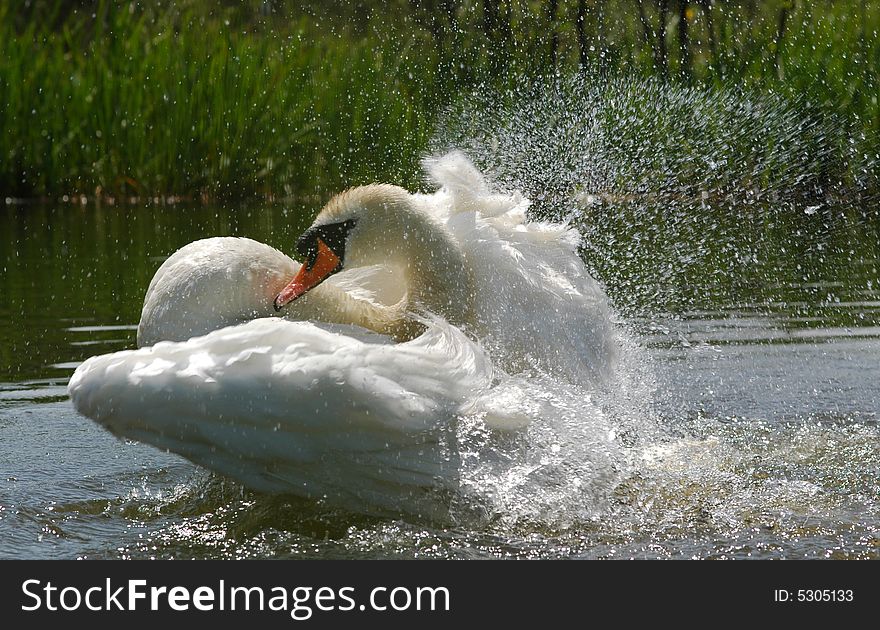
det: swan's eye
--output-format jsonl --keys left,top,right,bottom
{"left": 296, "top": 236, "right": 319, "bottom": 270}
{"left": 296, "top": 219, "right": 357, "bottom": 270}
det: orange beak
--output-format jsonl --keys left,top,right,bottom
{"left": 274, "top": 238, "right": 341, "bottom": 310}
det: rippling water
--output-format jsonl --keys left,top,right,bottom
{"left": 1, "top": 196, "right": 877, "bottom": 559}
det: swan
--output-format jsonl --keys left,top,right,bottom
{"left": 68, "top": 152, "right": 619, "bottom": 519}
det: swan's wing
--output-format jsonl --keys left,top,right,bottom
{"left": 448, "top": 208, "right": 618, "bottom": 385}
{"left": 419, "top": 152, "right": 618, "bottom": 383}
{"left": 420, "top": 150, "right": 526, "bottom": 219}
{"left": 69, "top": 318, "right": 492, "bottom": 519}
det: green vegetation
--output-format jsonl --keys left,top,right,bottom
{"left": 1, "top": 0, "right": 878, "bottom": 200}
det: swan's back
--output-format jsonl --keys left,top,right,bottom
{"left": 137, "top": 237, "right": 412, "bottom": 347}
{"left": 138, "top": 238, "right": 294, "bottom": 347}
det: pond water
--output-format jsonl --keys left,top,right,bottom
{"left": 1, "top": 198, "right": 878, "bottom": 559}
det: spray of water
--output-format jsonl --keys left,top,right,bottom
{"left": 432, "top": 74, "right": 878, "bottom": 315}
{"left": 432, "top": 74, "right": 873, "bottom": 209}
{"left": 415, "top": 75, "right": 880, "bottom": 551}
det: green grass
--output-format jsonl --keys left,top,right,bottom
{"left": 0, "top": 1, "right": 440, "bottom": 198}
{"left": 0, "top": 1, "right": 878, "bottom": 200}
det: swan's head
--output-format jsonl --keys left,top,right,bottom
{"left": 274, "top": 184, "right": 419, "bottom": 310}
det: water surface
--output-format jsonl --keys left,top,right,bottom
{"left": 1, "top": 200, "right": 878, "bottom": 559}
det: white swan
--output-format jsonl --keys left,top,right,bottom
{"left": 68, "top": 152, "right": 619, "bottom": 519}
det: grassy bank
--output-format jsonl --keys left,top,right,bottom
{"left": 0, "top": 2, "right": 440, "bottom": 198}
{"left": 1, "top": 1, "right": 878, "bottom": 200}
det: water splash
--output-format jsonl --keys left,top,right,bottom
{"left": 432, "top": 74, "right": 873, "bottom": 211}
{"left": 431, "top": 75, "right": 879, "bottom": 315}
{"left": 415, "top": 74, "right": 880, "bottom": 550}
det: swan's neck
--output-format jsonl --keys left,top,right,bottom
{"left": 294, "top": 282, "right": 416, "bottom": 340}
{"left": 349, "top": 199, "right": 474, "bottom": 329}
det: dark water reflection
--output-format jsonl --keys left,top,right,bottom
{"left": 1, "top": 202, "right": 315, "bottom": 382}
